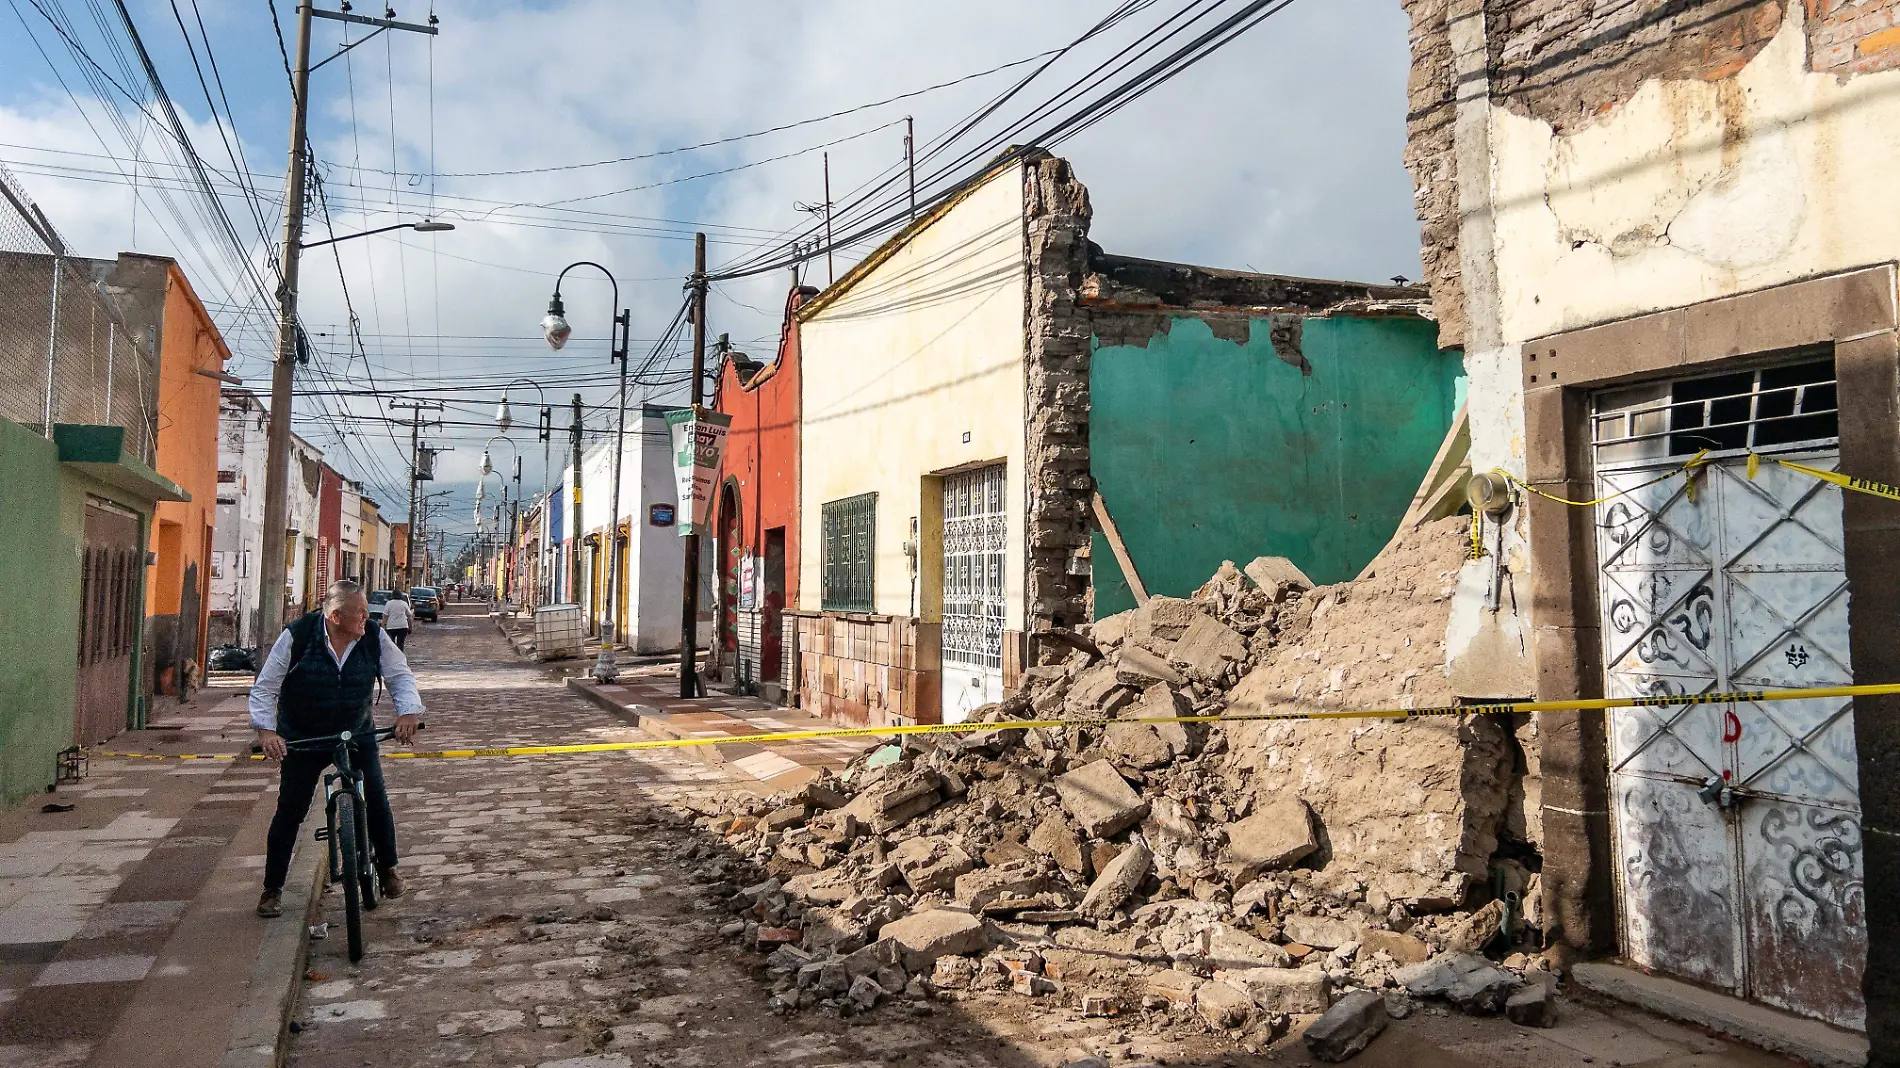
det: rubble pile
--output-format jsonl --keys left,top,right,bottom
{"left": 699, "top": 516, "right": 1552, "bottom": 1058}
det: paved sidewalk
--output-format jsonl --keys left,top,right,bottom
{"left": 566, "top": 670, "right": 866, "bottom": 791}
{"left": 0, "top": 688, "right": 320, "bottom": 1068}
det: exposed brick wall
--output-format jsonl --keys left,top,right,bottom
{"left": 1021, "top": 157, "right": 1095, "bottom": 650}
{"left": 1809, "top": 0, "right": 1900, "bottom": 73}
{"left": 1486, "top": 0, "right": 1785, "bottom": 131}
{"left": 1400, "top": 0, "right": 1466, "bottom": 349}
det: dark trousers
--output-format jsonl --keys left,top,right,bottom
{"left": 387, "top": 628, "right": 409, "bottom": 650}
{"left": 263, "top": 733, "right": 398, "bottom": 890}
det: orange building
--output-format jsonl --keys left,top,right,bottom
{"left": 98, "top": 254, "right": 231, "bottom": 698}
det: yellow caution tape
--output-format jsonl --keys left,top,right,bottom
{"left": 87, "top": 683, "right": 1900, "bottom": 761}
{"left": 1493, "top": 453, "right": 1900, "bottom": 511}
{"left": 1771, "top": 459, "right": 1900, "bottom": 502}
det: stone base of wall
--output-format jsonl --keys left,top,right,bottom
{"left": 790, "top": 611, "right": 941, "bottom": 727}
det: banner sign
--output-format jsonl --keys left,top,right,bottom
{"left": 664, "top": 406, "right": 731, "bottom": 536}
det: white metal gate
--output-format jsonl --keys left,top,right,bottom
{"left": 941, "top": 465, "right": 1006, "bottom": 723}
{"left": 1592, "top": 359, "right": 1864, "bottom": 1029}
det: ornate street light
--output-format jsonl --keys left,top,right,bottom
{"left": 541, "top": 262, "right": 629, "bottom": 682}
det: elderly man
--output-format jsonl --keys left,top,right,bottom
{"left": 250, "top": 580, "right": 425, "bottom": 918}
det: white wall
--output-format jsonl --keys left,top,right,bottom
{"left": 566, "top": 406, "right": 689, "bottom": 653}
{"left": 211, "top": 394, "right": 268, "bottom": 643}
{"left": 797, "top": 161, "right": 1028, "bottom": 622}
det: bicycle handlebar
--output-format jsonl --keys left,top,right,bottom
{"left": 250, "top": 720, "right": 425, "bottom": 755}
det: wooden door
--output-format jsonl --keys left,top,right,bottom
{"left": 76, "top": 500, "right": 141, "bottom": 745}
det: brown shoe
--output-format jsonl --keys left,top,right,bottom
{"left": 378, "top": 866, "right": 405, "bottom": 899}
{"left": 256, "top": 889, "right": 283, "bottom": 918}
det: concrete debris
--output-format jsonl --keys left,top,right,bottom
{"left": 708, "top": 519, "right": 1542, "bottom": 1042}
{"left": 1304, "top": 988, "right": 1389, "bottom": 1062}
{"left": 1504, "top": 982, "right": 1559, "bottom": 1027}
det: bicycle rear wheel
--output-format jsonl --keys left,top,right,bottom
{"left": 334, "top": 791, "right": 365, "bottom": 962}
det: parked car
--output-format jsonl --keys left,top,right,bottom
{"left": 367, "top": 589, "right": 394, "bottom": 623}
{"left": 410, "top": 586, "right": 440, "bottom": 622}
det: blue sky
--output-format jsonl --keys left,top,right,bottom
{"left": 0, "top": 0, "right": 1422, "bottom": 539}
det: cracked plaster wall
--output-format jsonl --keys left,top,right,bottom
{"left": 1408, "top": 0, "right": 1900, "bottom": 693}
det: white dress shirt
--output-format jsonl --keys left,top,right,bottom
{"left": 248, "top": 620, "right": 426, "bottom": 732}
{"left": 382, "top": 599, "right": 413, "bottom": 630}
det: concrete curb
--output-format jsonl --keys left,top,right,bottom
{"left": 219, "top": 798, "right": 326, "bottom": 1068}
{"left": 1571, "top": 962, "right": 1868, "bottom": 1068}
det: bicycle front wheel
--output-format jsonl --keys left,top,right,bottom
{"left": 334, "top": 791, "right": 365, "bottom": 962}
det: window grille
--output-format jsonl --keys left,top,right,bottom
{"left": 1593, "top": 355, "right": 1838, "bottom": 464}
{"left": 822, "top": 493, "right": 876, "bottom": 612}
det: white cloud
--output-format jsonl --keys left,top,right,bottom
{"left": 1, "top": 0, "right": 1421, "bottom": 535}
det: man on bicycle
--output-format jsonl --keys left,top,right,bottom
{"left": 249, "top": 579, "right": 425, "bottom": 918}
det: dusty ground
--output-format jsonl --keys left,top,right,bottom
{"left": 284, "top": 604, "right": 1801, "bottom": 1068}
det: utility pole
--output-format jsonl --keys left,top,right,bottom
{"left": 822, "top": 152, "right": 834, "bottom": 285}
{"left": 680, "top": 233, "right": 708, "bottom": 699}
{"left": 569, "top": 393, "right": 583, "bottom": 604}
{"left": 393, "top": 399, "right": 442, "bottom": 588}
{"left": 905, "top": 116, "right": 916, "bottom": 219}
{"left": 254, "top": 1, "right": 313, "bottom": 635}
{"left": 254, "top": 4, "right": 437, "bottom": 633}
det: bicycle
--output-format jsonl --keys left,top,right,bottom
{"left": 278, "top": 723, "right": 422, "bottom": 962}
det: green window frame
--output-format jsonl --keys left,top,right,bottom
{"left": 821, "top": 492, "right": 876, "bottom": 612}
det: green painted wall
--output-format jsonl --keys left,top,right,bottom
{"left": 0, "top": 418, "right": 83, "bottom": 803}
{"left": 1090, "top": 315, "right": 1461, "bottom": 618}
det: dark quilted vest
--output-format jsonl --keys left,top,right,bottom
{"left": 277, "top": 613, "right": 382, "bottom": 742}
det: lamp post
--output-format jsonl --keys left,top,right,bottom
{"left": 481, "top": 435, "right": 520, "bottom": 604}
{"left": 495, "top": 377, "right": 552, "bottom": 608}
{"left": 300, "top": 218, "right": 454, "bottom": 250}
{"left": 542, "top": 263, "right": 630, "bottom": 683}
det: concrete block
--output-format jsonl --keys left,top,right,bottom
{"left": 880, "top": 909, "right": 988, "bottom": 973}
{"left": 1143, "top": 968, "right": 1202, "bottom": 1010}
{"left": 1195, "top": 978, "right": 1254, "bottom": 1029}
{"left": 1028, "top": 816, "right": 1089, "bottom": 876}
{"left": 1170, "top": 613, "right": 1247, "bottom": 678}
{"left": 1396, "top": 952, "right": 1516, "bottom": 1014}
{"left": 890, "top": 837, "right": 975, "bottom": 894}
{"left": 1217, "top": 965, "right": 1330, "bottom": 1014}
{"left": 1304, "top": 988, "right": 1389, "bottom": 1061}
{"left": 1080, "top": 842, "right": 1152, "bottom": 917}
{"left": 1221, "top": 798, "right": 1318, "bottom": 879}
{"left": 1504, "top": 983, "right": 1558, "bottom": 1028}
{"left": 1244, "top": 556, "right": 1313, "bottom": 601}
{"left": 1281, "top": 914, "right": 1358, "bottom": 952}
{"left": 1359, "top": 929, "right": 1430, "bottom": 965}
{"left": 1201, "top": 923, "right": 1292, "bottom": 970}
{"left": 1054, "top": 759, "right": 1148, "bottom": 838}
{"left": 1115, "top": 645, "right": 1184, "bottom": 687}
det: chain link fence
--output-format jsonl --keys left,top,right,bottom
{"left": 0, "top": 160, "right": 157, "bottom": 463}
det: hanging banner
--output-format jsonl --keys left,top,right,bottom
{"left": 664, "top": 406, "right": 732, "bottom": 536}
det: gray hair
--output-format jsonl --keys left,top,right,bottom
{"left": 322, "top": 579, "right": 367, "bottom": 614}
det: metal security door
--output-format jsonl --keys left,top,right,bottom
{"left": 76, "top": 500, "right": 141, "bottom": 746}
{"left": 941, "top": 465, "right": 1006, "bottom": 723}
{"left": 1593, "top": 361, "right": 1863, "bottom": 1029}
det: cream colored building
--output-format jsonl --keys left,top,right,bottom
{"left": 1402, "top": 0, "right": 1900, "bottom": 1041}
{"left": 796, "top": 152, "right": 1094, "bottom": 726}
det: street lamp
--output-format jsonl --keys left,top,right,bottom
{"left": 494, "top": 379, "right": 551, "bottom": 607}
{"left": 541, "top": 262, "right": 629, "bottom": 683}
{"left": 300, "top": 217, "right": 454, "bottom": 250}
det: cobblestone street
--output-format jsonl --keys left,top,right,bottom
{"left": 287, "top": 605, "right": 1044, "bottom": 1068}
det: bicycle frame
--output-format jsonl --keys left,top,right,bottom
{"left": 293, "top": 726, "right": 394, "bottom": 889}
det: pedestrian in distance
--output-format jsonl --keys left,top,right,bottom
{"left": 382, "top": 590, "right": 413, "bottom": 650}
{"left": 249, "top": 580, "right": 425, "bottom": 918}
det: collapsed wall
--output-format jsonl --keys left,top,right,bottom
{"left": 1220, "top": 516, "right": 1538, "bottom": 908}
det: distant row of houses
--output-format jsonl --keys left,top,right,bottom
{"left": 208, "top": 390, "right": 409, "bottom": 650}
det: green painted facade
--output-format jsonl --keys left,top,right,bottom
{"left": 1090, "top": 315, "right": 1462, "bottom": 618}
{"left": 0, "top": 418, "right": 162, "bottom": 805}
